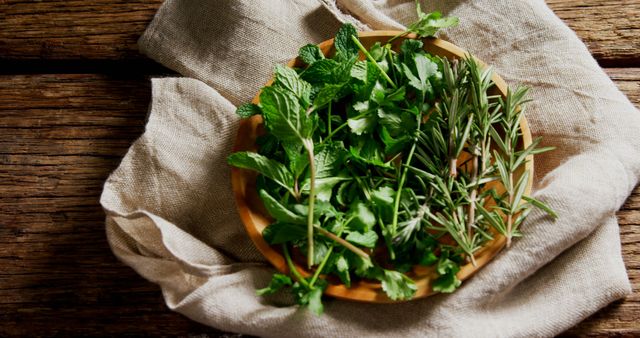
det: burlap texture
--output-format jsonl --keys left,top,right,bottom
{"left": 101, "top": 1, "right": 638, "bottom": 336}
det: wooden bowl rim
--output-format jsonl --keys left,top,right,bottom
{"left": 231, "top": 31, "right": 534, "bottom": 303}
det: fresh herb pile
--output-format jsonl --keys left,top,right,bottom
{"left": 228, "top": 4, "right": 556, "bottom": 315}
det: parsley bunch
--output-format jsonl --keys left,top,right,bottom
{"left": 228, "top": 8, "right": 555, "bottom": 315}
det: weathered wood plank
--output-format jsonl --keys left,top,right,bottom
{"left": 0, "top": 72, "right": 638, "bottom": 336}
{"left": 0, "top": 0, "right": 638, "bottom": 66}
{"left": 0, "top": 0, "right": 163, "bottom": 60}
{"left": 547, "top": 0, "right": 640, "bottom": 66}
{"left": 0, "top": 74, "right": 222, "bottom": 336}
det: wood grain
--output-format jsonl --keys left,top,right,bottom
{"left": 547, "top": 0, "right": 640, "bottom": 66}
{"left": 0, "top": 71, "right": 638, "bottom": 336}
{"left": 0, "top": 75, "right": 223, "bottom": 336}
{"left": 0, "top": 0, "right": 638, "bottom": 66}
{"left": 0, "top": 0, "right": 163, "bottom": 60}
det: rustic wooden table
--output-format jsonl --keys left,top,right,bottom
{"left": 0, "top": 1, "right": 638, "bottom": 336}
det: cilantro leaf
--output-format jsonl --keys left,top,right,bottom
{"left": 432, "top": 256, "right": 461, "bottom": 293}
{"left": 345, "top": 230, "right": 379, "bottom": 248}
{"left": 306, "top": 287, "right": 325, "bottom": 315}
{"left": 348, "top": 202, "right": 376, "bottom": 232}
{"left": 407, "top": 5, "right": 459, "bottom": 38}
{"left": 256, "top": 273, "right": 293, "bottom": 296}
{"left": 334, "top": 255, "right": 351, "bottom": 287}
{"left": 347, "top": 114, "right": 378, "bottom": 135}
{"left": 379, "top": 269, "right": 417, "bottom": 301}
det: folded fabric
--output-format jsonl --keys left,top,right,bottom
{"left": 101, "top": 0, "right": 639, "bottom": 337}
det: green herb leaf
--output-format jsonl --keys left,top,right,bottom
{"left": 259, "top": 189, "right": 305, "bottom": 224}
{"left": 334, "top": 23, "right": 359, "bottom": 59}
{"left": 256, "top": 273, "right": 293, "bottom": 296}
{"left": 260, "top": 86, "right": 312, "bottom": 145}
{"left": 262, "top": 221, "right": 307, "bottom": 244}
{"left": 348, "top": 202, "right": 376, "bottom": 232}
{"left": 379, "top": 269, "right": 417, "bottom": 300}
{"left": 334, "top": 255, "right": 351, "bottom": 287}
{"left": 299, "top": 44, "right": 325, "bottom": 65}
{"left": 345, "top": 230, "right": 379, "bottom": 248}
{"left": 306, "top": 286, "right": 325, "bottom": 315}
{"left": 227, "top": 152, "right": 294, "bottom": 194}
{"left": 407, "top": 4, "right": 459, "bottom": 38}
{"left": 236, "top": 103, "right": 261, "bottom": 118}
{"left": 273, "top": 64, "right": 312, "bottom": 107}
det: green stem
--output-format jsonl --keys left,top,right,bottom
{"left": 321, "top": 120, "right": 348, "bottom": 144}
{"left": 387, "top": 31, "right": 410, "bottom": 44}
{"left": 309, "top": 216, "right": 352, "bottom": 287}
{"left": 327, "top": 103, "right": 332, "bottom": 135}
{"left": 282, "top": 244, "right": 310, "bottom": 288}
{"left": 390, "top": 116, "right": 421, "bottom": 236}
{"left": 314, "top": 225, "right": 370, "bottom": 260}
{"left": 351, "top": 35, "right": 397, "bottom": 88}
{"left": 390, "top": 141, "right": 418, "bottom": 235}
{"left": 321, "top": 111, "right": 369, "bottom": 145}
{"left": 378, "top": 217, "right": 396, "bottom": 260}
{"left": 303, "top": 139, "right": 316, "bottom": 269}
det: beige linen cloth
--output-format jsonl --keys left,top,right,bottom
{"left": 100, "top": 0, "right": 639, "bottom": 337}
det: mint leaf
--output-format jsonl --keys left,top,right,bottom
{"left": 301, "top": 59, "right": 339, "bottom": 84}
{"left": 236, "top": 103, "right": 261, "bottom": 118}
{"left": 256, "top": 273, "right": 293, "bottom": 296}
{"left": 314, "top": 144, "right": 345, "bottom": 179}
{"left": 227, "top": 152, "right": 294, "bottom": 194}
{"left": 298, "top": 44, "right": 325, "bottom": 65}
{"left": 262, "top": 221, "right": 306, "bottom": 244}
{"left": 260, "top": 86, "right": 312, "bottom": 145}
{"left": 334, "top": 23, "right": 359, "bottom": 59}
{"left": 282, "top": 141, "right": 308, "bottom": 178}
{"left": 273, "top": 64, "right": 312, "bottom": 107}
{"left": 301, "top": 176, "right": 350, "bottom": 202}
{"left": 259, "top": 189, "right": 305, "bottom": 224}
{"left": 314, "top": 83, "right": 344, "bottom": 109}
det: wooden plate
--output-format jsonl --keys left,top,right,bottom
{"left": 231, "top": 31, "right": 533, "bottom": 303}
